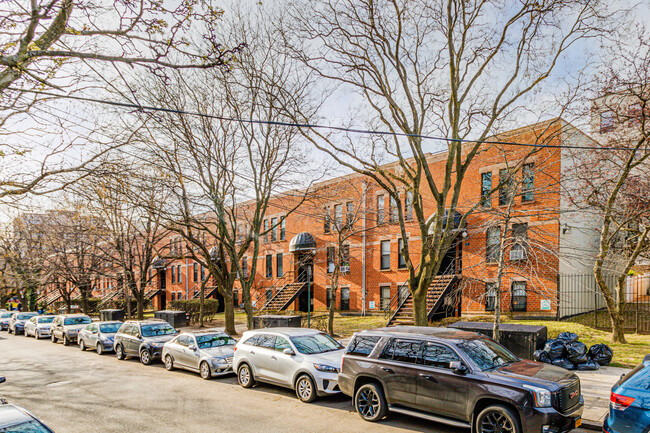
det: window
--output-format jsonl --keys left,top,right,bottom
{"left": 380, "top": 339, "right": 421, "bottom": 364}
{"left": 511, "top": 223, "right": 528, "bottom": 260}
{"left": 263, "top": 219, "right": 269, "bottom": 243}
{"left": 242, "top": 257, "right": 248, "bottom": 278}
{"left": 486, "top": 227, "right": 500, "bottom": 262}
{"left": 276, "top": 253, "right": 283, "bottom": 277}
{"left": 271, "top": 217, "right": 278, "bottom": 242}
{"left": 266, "top": 254, "right": 273, "bottom": 278}
{"left": 511, "top": 281, "right": 527, "bottom": 311}
{"left": 346, "top": 201, "right": 354, "bottom": 227}
{"left": 340, "top": 287, "right": 350, "bottom": 310}
{"left": 171, "top": 292, "right": 176, "bottom": 301}
{"left": 257, "top": 334, "right": 276, "bottom": 349}
{"left": 266, "top": 289, "right": 273, "bottom": 301}
{"left": 481, "top": 172, "right": 492, "bottom": 207}
{"left": 485, "top": 282, "right": 496, "bottom": 311}
{"left": 380, "top": 286, "right": 391, "bottom": 310}
{"left": 522, "top": 163, "right": 534, "bottom": 202}
{"left": 280, "top": 218, "right": 286, "bottom": 241}
{"left": 376, "top": 195, "right": 385, "bottom": 224}
{"left": 405, "top": 191, "right": 413, "bottom": 221}
{"left": 233, "top": 290, "right": 239, "bottom": 306}
{"left": 274, "top": 336, "right": 291, "bottom": 351}
{"left": 345, "top": 336, "right": 380, "bottom": 357}
{"left": 398, "top": 238, "right": 406, "bottom": 269}
{"left": 201, "top": 265, "right": 205, "bottom": 281}
{"left": 380, "top": 240, "right": 391, "bottom": 270}
{"left": 171, "top": 266, "right": 176, "bottom": 284}
{"left": 324, "top": 206, "right": 331, "bottom": 233}
{"left": 177, "top": 265, "right": 181, "bottom": 284}
{"left": 177, "top": 291, "right": 182, "bottom": 300}
{"left": 499, "top": 169, "right": 513, "bottom": 206}
{"left": 193, "top": 263, "right": 198, "bottom": 282}
{"left": 390, "top": 195, "right": 398, "bottom": 222}
{"left": 326, "top": 287, "right": 333, "bottom": 308}
{"left": 334, "top": 204, "right": 343, "bottom": 228}
{"left": 340, "top": 244, "right": 350, "bottom": 273}
{"left": 600, "top": 110, "right": 615, "bottom": 133}
{"left": 421, "top": 342, "right": 459, "bottom": 369}
{"left": 327, "top": 247, "right": 335, "bottom": 273}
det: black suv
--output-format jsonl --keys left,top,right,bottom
{"left": 113, "top": 319, "right": 177, "bottom": 365}
{"left": 339, "top": 327, "right": 583, "bottom": 433}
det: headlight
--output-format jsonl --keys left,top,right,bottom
{"left": 313, "top": 364, "right": 339, "bottom": 373}
{"left": 211, "top": 358, "right": 224, "bottom": 366}
{"left": 151, "top": 343, "right": 163, "bottom": 349}
{"left": 524, "top": 385, "right": 552, "bottom": 408}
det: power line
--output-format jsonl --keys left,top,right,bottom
{"left": 11, "top": 88, "right": 650, "bottom": 152}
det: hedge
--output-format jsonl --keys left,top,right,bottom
{"left": 170, "top": 299, "right": 220, "bottom": 324}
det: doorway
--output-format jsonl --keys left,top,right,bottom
{"left": 296, "top": 253, "right": 314, "bottom": 312}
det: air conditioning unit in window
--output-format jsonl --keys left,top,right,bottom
{"left": 340, "top": 264, "right": 350, "bottom": 273}
{"left": 510, "top": 249, "right": 526, "bottom": 261}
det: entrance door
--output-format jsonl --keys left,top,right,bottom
{"left": 296, "top": 254, "right": 314, "bottom": 312}
{"left": 158, "top": 270, "right": 167, "bottom": 310}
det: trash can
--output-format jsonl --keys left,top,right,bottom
{"left": 448, "top": 321, "right": 547, "bottom": 360}
{"left": 253, "top": 315, "right": 301, "bottom": 329}
{"left": 154, "top": 310, "right": 187, "bottom": 329}
{"left": 99, "top": 309, "right": 124, "bottom": 322}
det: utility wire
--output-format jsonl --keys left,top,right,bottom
{"left": 11, "top": 88, "right": 650, "bottom": 152}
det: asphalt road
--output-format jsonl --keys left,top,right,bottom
{"left": 0, "top": 332, "right": 591, "bottom": 433}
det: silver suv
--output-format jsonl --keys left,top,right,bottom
{"left": 233, "top": 328, "right": 344, "bottom": 403}
{"left": 50, "top": 314, "right": 93, "bottom": 345}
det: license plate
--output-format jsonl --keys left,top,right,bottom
{"left": 575, "top": 417, "right": 582, "bottom": 428}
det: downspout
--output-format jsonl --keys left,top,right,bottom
{"left": 185, "top": 258, "right": 189, "bottom": 300}
{"left": 362, "top": 181, "right": 367, "bottom": 316}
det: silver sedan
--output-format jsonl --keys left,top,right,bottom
{"left": 78, "top": 321, "right": 123, "bottom": 355}
{"left": 162, "top": 330, "right": 236, "bottom": 380}
{"left": 24, "top": 315, "right": 55, "bottom": 339}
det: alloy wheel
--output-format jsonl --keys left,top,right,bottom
{"left": 165, "top": 355, "right": 174, "bottom": 371}
{"left": 96, "top": 344, "right": 103, "bottom": 355}
{"left": 200, "top": 362, "right": 210, "bottom": 379}
{"left": 141, "top": 350, "right": 151, "bottom": 365}
{"left": 79, "top": 339, "right": 85, "bottom": 351}
{"left": 357, "top": 388, "right": 380, "bottom": 418}
{"left": 479, "top": 411, "right": 516, "bottom": 433}
{"left": 297, "top": 378, "right": 312, "bottom": 400}
{"left": 239, "top": 366, "right": 250, "bottom": 386}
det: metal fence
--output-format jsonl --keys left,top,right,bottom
{"left": 558, "top": 274, "right": 650, "bottom": 333}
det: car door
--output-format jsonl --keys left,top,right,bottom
{"left": 415, "top": 341, "right": 470, "bottom": 420}
{"left": 124, "top": 324, "right": 141, "bottom": 355}
{"left": 264, "top": 335, "right": 296, "bottom": 386}
{"left": 26, "top": 317, "right": 36, "bottom": 335}
{"left": 87, "top": 324, "right": 99, "bottom": 346}
{"left": 174, "top": 336, "right": 194, "bottom": 368}
{"left": 185, "top": 335, "right": 201, "bottom": 370}
{"left": 53, "top": 317, "right": 63, "bottom": 339}
{"left": 375, "top": 338, "right": 421, "bottom": 408}
{"left": 251, "top": 334, "right": 276, "bottom": 380}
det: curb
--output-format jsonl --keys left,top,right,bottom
{"left": 581, "top": 419, "right": 603, "bottom": 431}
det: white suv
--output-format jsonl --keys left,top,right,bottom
{"left": 234, "top": 328, "right": 344, "bottom": 403}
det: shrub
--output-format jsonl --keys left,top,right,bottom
{"left": 170, "top": 299, "right": 220, "bottom": 324}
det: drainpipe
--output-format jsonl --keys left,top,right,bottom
{"left": 185, "top": 258, "right": 189, "bottom": 300}
{"left": 362, "top": 181, "right": 367, "bottom": 316}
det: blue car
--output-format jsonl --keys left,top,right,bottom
{"left": 604, "top": 355, "right": 650, "bottom": 433}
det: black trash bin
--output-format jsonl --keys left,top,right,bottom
{"left": 154, "top": 310, "right": 187, "bottom": 329}
{"left": 100, "top": 309, "right": 124, "bottom": 322}
{"left": 253, "top": 315, "right": 301, "bottom": 329}
{"left": 448, "top": 321, "right": 547, "bottom": 360}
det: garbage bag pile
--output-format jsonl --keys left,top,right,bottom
{"left": 533, "top": 332, "right": 613, "bottom": 371}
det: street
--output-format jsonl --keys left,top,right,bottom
{"left": 0, "top": 332, "right": 592, "bottom": 433}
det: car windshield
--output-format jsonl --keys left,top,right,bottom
{"left": 2, "top": 419, "right": 52, "bottom": 432}
{"left": 290, "top": 333, "right": 343, "bottom": 355}
{"left": 17, "top": 313, "right": 37, "bottom": 320}
{"left": 141, "top": 323, "right": 175, "bottom": 337}
{"left": 196, "top": 333, "right": 236, "bottom": 349}
{"left": 1, "top": 313, "right": 12, "bottom": 318}
{"left": 99, "top": 323, "right": 121, "bottom": 333}
{"left": 457, "top": 338, "right": 519, "bottom": 371}
{"left": 38, "top": 317, "right": 54, "bottom": 324}
{"left": 64, "top": 317, "right": 92, "bottom": 326}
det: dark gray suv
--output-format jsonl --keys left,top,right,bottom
{"left": 113, "top": 319, "right": 177, "bottom": 365}
{"left": 339, "top": 327, "right": 583, "bottom": 433}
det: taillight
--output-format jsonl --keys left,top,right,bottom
{"left": 233, "top": 346, "right": 237, "bottom": 352}
{"left": 610, "top": 392, "right": 635, "bottom": 411}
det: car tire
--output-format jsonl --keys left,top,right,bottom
{"left": 475, "top": 405, "right": 521, "bottom": 433}
{"left": 164, "top": 355, "right": 174, "bottom": 371}
{"left": 34, "top": 331, "right": 39, "bottom": 339}
{"left": 79, "top": 338, "right": 86, "bottom": 351}
{"left": 63, "top": 334, "right": 70, "bottom": 346}
{"left": 115, "top": 344, "right": 126, "bottom": 360}
{"left": 7, "top": 328, "right": 12, "bottom": 334}
{"left": 51, "top": 334, "right": 57, "bottom": 343}
{"left": 238, "top": 364, "right": 255, "bottom": 389}
{"left": 354, "top": 383, "right": 388, "bottom": 422}
{"left": 295, "top": 374, "right": 318, "bottom": 403}
{"left": 96, "top": 344, "right": 104, "bottom": 355}
{"left": 140, "top": 349, "right": 152, "bottom": 365}
{"left": 200, "top": 361, "right": 211, "bottom": 380}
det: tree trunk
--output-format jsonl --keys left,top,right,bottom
{"left": 242, "top": 280, "right": 254, "bottom": 330}
{"left": 596, "top": 272, "right": 627, "bottom": 343}
{"left": 493, "top": 218, "right": 510, "bottom": 341}
{"left": 199, "top": 282, "right": 205, "bottom": 328}
{"left": 223, "top": 292, "right": 236, "bottom": 335}
{"left": 412, "top": 281, "right": 428, "bottom": 326}
{"left": 137, "top": 291, "right": 144, "bottom": 320}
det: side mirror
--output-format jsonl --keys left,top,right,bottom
{"left": 135, "top": 333, "right": 141, "bottom": 339}
{"left": 449, "top": 361, "right": 467, "bottom": 374}
{"left": 0, "top": 377, "right": 5, "bottom": 384}
{"left": 189, "top": 345, "right": 197, "bottom": 351}
{"left": 283, "top": 348, "right": 295, "bottom": 356}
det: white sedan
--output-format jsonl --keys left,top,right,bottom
{"left": 24, "top": 315, "right": 55, "bottom": 339}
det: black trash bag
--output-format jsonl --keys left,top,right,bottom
{"left": 533, "top": 349, "right": 551, "bottom": 363}
{"left": 557, "top": 332, "right": 579, "bottom": 343}
{"left": 552, "top": 358, "right": 576, "bottom": 370}
{"left": 588, "top": 344, "right": 614, "bottom": 366}
{"left": 576, "top": 360, "right": 600, "bottom": 371}
{"left": 545, "top": 339, "right": 566, "bottom": 360}
{"left": 566, "top": 341, "right": 589, "bottom": 364}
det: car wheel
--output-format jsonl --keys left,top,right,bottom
{"left": 51, "top": 334, "right": 57, "bottom": 343}
{"left": 475, "top": 405, "right": 521, "bottom": 433}
{"left": 355, "top": 383, "right": 388, "bottom": 422}
{"left": 295, "top": 374, "right": 317, "bottom": 403}
{"left": 7, "top": 328, "right": 12, "bottom": 334}
{"left": 115, "top": 344, "right": 126, "bottom": 360}
{"left": 63, "top": 334, "right": 70, "bottom": 346}
{"left": 238, "top": 364, "right": 255, "bottom": 388}
{"left": 164, "top": 355, "right": 174, "bottom": 371}
{"left": 79, "top": 338, "right": 86, "bottom": 351}
{"left": 140, "top": 349, "right": 152, "bottom": 365}
{"left": 34, "top": 331, "right": 39, "bottom": 339}
{"left": 200, "top": 361, "right": 212, "bottom": 380}
{"left": 96, "top": 344, "right": 103, "bottom": 355}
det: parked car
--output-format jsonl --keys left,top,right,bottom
{"left": 338, "top": 326, "right": 583, "bottom": 433}
{"left": 604, "top": 354, "right": 650, "bottom": 433}
{"left": 113, "top": 319, "right": 178, "bottom": 365}
{"left": 234, "top": 328, "right": 344, "bottom": 403}
{"left": 0, "top": 312, "right": 13, "bottom": 331}
{"left": 50, "top": 314, "right": 93, "bottom": 345}
{"left": 78, "top": 321, "right": 123, "bottom": 355}
{"left": 7, "top": 312, "right": 39, "bottom": 335}
{"left": 0, "top": 377, "right": 55, "bottom": 432}
{"left": 24, "top": 315, "right": 55, "bottom": 339}
{"left": 162, "top": 330, "right": 236, "bottom": 379}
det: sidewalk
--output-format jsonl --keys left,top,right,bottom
{"left": 575, "top": 365, "right": 628, "bottom": 430}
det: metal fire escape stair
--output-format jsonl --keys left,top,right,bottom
{"left": 386, "top": 275, "right": 457, "bottom": 327}
{"left": 258, "top": 282, "right": 307, "bottom": 313}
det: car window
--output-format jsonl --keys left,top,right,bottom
{"left": 242, "top": 335, "right": 260, "bottom": 346}
{"left": 196, "top": 333, "right": 236, "bottom": 349}
{"left": 421, "top": 343, "right": 459, "bottom": 369}
{"left": 620, "top": 365, "right": 650, "bottom": 391}
{"left": 1, "top": 419, "right": 52, "bottom": 432}
{"left": 85, "top": 324, "right": 93, "bottom": 331}
{"left": 274, "top": 336, "right": 292, "bottom": 351}
{"left": 38, "top": 316, "right": 54, "bottom": 324}
{"left": 0, "top": 313, "right": 11, "bottom": 318}
{"left": 176, "top": 335, "right": 191, "bottom": 346}
{"left": 290, "top": 333, "right": 343, "bottom": 354}
{"left": 99, "top": 323, "right": 121, "bottom": 333}
{"left": 256, "top": 334, "right": 276, "bottom": 349}
{"left": 141, "top": 323, "right": 176, "bottom": 337}
{"left": 379, "top": 339, "right": 421, "bottom": 364}
{"left": 457, "top": 338, "right": 518, "bottom": 371}
{"left": 64, "top": 316, "right": 92, "bottom": 326}
{"left": 17, "top": 313, "right": 37, "bottom": 320}
{"left": 29, "top": 317, "right": 37, "bottom": 323}
{"left": 346, "top": 336, "right": 380, "bottom": 357}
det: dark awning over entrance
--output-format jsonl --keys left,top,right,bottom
{"left": 152, "top": 257, "right": 166, "bottom": 269}
{"left": 289, "top": 232, "right": 317, "bottom": 253}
